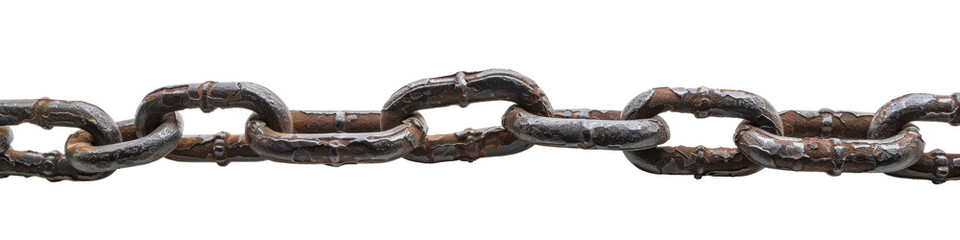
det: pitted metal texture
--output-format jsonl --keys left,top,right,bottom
{"left": 0, "top": 69, "right": 956, "bottom": 183}
{"left": 868, "top": 93, "right": 960, "bottom": 183}
{"left": 66, "top": 114, "right": 184, "bottom": 172}
{"left": 620, "top": 87, "right": 783, "bottom": 178}
{"left": 502, "top": 106, "right": 670, "bottom": 150}
{"left": 735, "top": 110, "right": 924, "bottom": 176}
{"left": 135, "top": 81, "right": 294, "bottom": 136}
{"left": 247, "top": 110, "right": 427, "bottom": 166}
{"left": 0, "top": 99, "right": 122, "bottom": 180}
{"left": 381, "top": 69, "right": 553, "bottom": 163}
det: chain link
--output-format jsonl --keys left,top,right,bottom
{"left": 621, "top": 87, "right": 782, "bottom": 179}
{"left": 1, "top": 69, "right": 957, "bottom": 184}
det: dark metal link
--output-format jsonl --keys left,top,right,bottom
{"left": 134, "top": 81, "right": 293, "bottom": 166}
{"left": 502, "top": 106, "right": 670, "bottom": 150}
{"left": 868, "top": 93, "right": 960, "bottom": 183}
{"left": 246, "top": 110, "right": 427, "bottom": 166}
{"left": 0, "top": 99, "right": 121, "bottom": 180}
{"left": 65, "top": 114, "right": 184, "bottom": 172}
{"left": 135, "top": 81, "right": 294, "bottom": 137}
{"left": 0, "top": 99, "right": 121, "bottom": 144}
{"left": 735, "top": 110, "right": 924, "bottom": 176}
{"left": 1, "top": 148, "right": 114, "bottom": 182}
{"left": 621, "top": 87, "right": 782, "bottom": 179}
{"left": 381, "top": 69, "right": 553, "bottom": 163}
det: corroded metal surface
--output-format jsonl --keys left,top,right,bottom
{"left": 888, "top": 150, "right": 960, "bottom": 184}
{"left": 165, "top": 132, "right": 263, "bottom": 166}
{"left": 621, "top": 87, "right": 783, "bottom": 133}
{"left": 0, "top": 126, "right": 10, "bottom": 153}
{"left": 0, "top": 99, "right": 121, "bottom": 180}
{"left": 381, "top": 69, "right": 553, "bottom": 162}
{"left": 502, "top": 106, "right": 670, "bottom": 150}
{"left": 134, "top": 81, "right": 293, "bottom": 166}
{"left": 0, "top": 99, "right": 121, "bottom": 145}
{"left": 66, "top": 114, "right": 184, "bottom": 172}
{"left": 868, "top": 93, "right": 960, "bottom": 138}
{"left": 624, "top": 146, "right": 761, "bottom": 179}
{"left": 620, "top": 87, "right": 782, "bottom": 178}
{"left": 135, "top": 81, "right": 294, "bottom": 137}
{"left": 1, "top": 148, "right": 113, "bottom": 181}
{"left": 403, "top": 126, "right": 531, "bottom": 163}
{"left": 0, "top": 69, "right": 957, "bottom": 183}
{"left": 246, "top": 110, "right": 427, "bottom": 166}
{"left": 735, "top": 110, "right": 925, "bottom": 175}
{"left": 869, "top": 93, "right": 960, "bottom": 183}
{"left": 779, "top": 110, "right": 873, "bottom": 138}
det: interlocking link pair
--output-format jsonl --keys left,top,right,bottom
{"left": 0, "top": 69, "right": 957, "bottom": 183}
{"left": 0, "top": 99, "right": 179, "bottom": 181}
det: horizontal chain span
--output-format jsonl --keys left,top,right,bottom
{"left": 0, "top": 69, "right": 957, "bottom": 184}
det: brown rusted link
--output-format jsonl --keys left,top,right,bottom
{"left": 735, "top": 110, "right": 924, "bottom": 176}
{"left": 165, "top": 132, "right": 262, "bottom": 166}
{"left": 888, "top": 150, "right": 960, "bottom": 184}
{"left": 135, "top": 81, "right": 293, "bottom": 137}
{"left": 779, "top": 110, "right": 873, "bottom": 138}
{"left": 381, "top": 69, "right": 553, "bottom": 163}
{"left": 868, "top": 93, "right": 960, "bottom": 183}
{"left": 0, "top": 126, "right": 10, "bottom": 153}
{"left": 502, "top": 106, "right": 670, "bottom": 150}
{"left": 621, "top": 87, "right": 782, "bottom": 178}
{"left": 247, "top": 110, "right": 427, "bottom": 166}
{"left": 628, "top": 146, "right": 759, "bottom": 178}
{"left": 0, "top": 99, "right": 121, "bottom": 180}
{"left": 65, "top": 114, "right": 184, "bottom": 172}
{"left": 402, "top": 126, "right": 531, "bottom": 163}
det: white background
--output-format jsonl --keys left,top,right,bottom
{"left": 1, "top": 1, "right": 958, "bottom": 239}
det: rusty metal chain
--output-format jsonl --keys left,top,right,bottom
{"left": 0, "top": 69, "right": 957, "bottom": 184}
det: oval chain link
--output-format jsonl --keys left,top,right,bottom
{"left": 0, "top": 99, "right": 121, "bottom": 181}
{"left": 380, "top": 69, "right": 553, "bottom": 163}
{"left": 619, "top": 87, "right": 783, "bottom": 179}
{"left": 868, "top": 93, "right": 960, "bottom": 183}
{"left": 735, "top": 110, "right": 924, "bottom": 176}
{"left": 135, "top": 81, "right": 293, "bottom": 166}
